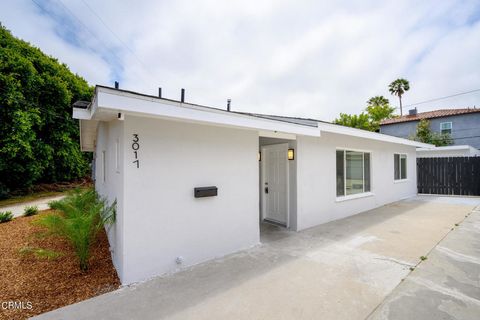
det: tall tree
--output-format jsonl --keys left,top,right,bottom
{"left": 0, "top": 25, "right": 93, "bottom": 197}
{"left": 334, "top": 95, "right": 396, "bottom": 132}
{"left": 365, "top": 96, "right": 396, "bottom": 125}
{"left": 366, "top": 96, "right": 389, "bottom": 107}
{"left": 388, "top": 78, "right": 410, "bottom": 116}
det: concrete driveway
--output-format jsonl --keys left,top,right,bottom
{"left": 34, "top": 196, "right": 480, "bottom": 320}
{"left": 0, "top": 194, "right": 65, "bottom": 218}
{"left": 369, "top": 200, "right": 480, "bottom": 320}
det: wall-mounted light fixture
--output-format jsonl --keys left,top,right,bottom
{"left": 288, "top": 148, "right": 295, "bottom": 160}
{"left": 258, "top": 152, "right": 261, "bottom": 161}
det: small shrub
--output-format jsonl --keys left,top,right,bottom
{"left": 19, "top": 246, "right": 62, "bottom": 260}
{"left": 409, "top": 267, "right": 415, "bottom": 271}
{"left": 454, "top": 223, "right": 459, "bottom": 226}
{"left": 35, "top": 189, "right": 116, "bottom": 271}
{"left": 420, "top": 256, "right": 428, "bottom": 261}
{"left": 23, "top": 205, "right": 38, "bottom": 216}
{"left": 48, "top": 199, "right": 61, "bottom": 210}
{"left": 0, "top": 211, "right": 14, "bottom": 223}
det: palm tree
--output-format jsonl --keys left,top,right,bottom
{"left": 365, "top": 95, "right": 396, "bottom": 125}
{"left": 389, "top": 79, "right": 410, "bottom": 116}
{"left": 366, "top": 96, "right": 389, "bottom": 107}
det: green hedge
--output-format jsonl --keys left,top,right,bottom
{"left": 0, "top": 24, "right": 93, "bottom": 197}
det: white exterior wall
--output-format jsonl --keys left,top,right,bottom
{"left": 121, "top": 115, "right": 259, "bottom": 284}
{"left": 94, "top": 114, "right": 423, "bottom": 284}
{"left": 94, "top": 120, "right": 125, "bottom": 280}
{"left": 417, "top": 147, "right": 480, "bottom": 158}
{"left": 296, "top": 132, "right": 417, "bottom": 230}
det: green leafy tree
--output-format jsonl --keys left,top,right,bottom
{"left": 0, "top": 25, "right": 93, "bottom": 196}
{"left": 334, "top": 95, "right": 396, "bottom": 132}
{"left": 412, "top": 119, "right": 452, "bottom": 146}
{"left": 365, "top": 96, "right": 396, "bottom": 131}
{"left": 333, "top": 113, "right": 373, "bottom": 131}
{"left": 414, "top": 119, "right": 432, "bottom": 142}
{"left": 389, "top": 78, "right": 410, "bottom": 116}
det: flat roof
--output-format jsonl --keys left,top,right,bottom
{"left": 75, "top": 85, "right": 433, "bottom": 149}
{"left": 417, "top": 145, "right": 479, "bottom": 152}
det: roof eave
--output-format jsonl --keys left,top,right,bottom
{"left": 92, "top": 87, "right": 321, "bottom": 137}
{"left": 317, "top": 122, "right": 434, "bottom": 148}
{"left": 417, "top": 145, "right": 476, "bottom": 152}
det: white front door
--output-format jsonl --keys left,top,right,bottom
{"left": 261, "top": 143, "right": 289, "bottom": 226}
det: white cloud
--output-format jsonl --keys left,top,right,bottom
{"left": 0, "top": 0, "right": 112, "bottom": 85}
{"left": 1, "top": 0, "right": 479, "bottom": 120}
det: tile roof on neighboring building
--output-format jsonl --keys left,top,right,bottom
{"left": 380, "top": 108, "right": 480, "bottom": 125}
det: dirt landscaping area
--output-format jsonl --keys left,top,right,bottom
{"left": 0, "top": 210, "right": 120, "bottom": 320}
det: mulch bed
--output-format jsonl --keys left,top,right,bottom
{"left": 0, "top": 210, "right": 120, "bottom": 319}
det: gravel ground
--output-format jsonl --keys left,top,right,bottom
{"left": 0, "top": 210, "right": 120, "bottom": 320}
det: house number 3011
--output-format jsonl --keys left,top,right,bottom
{"left": 132, "top": 134, "right": 140, "bottom": 168}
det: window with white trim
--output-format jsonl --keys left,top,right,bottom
{"left": 440, "top": 122, "right": 452, "bottom": 134}
{"left": 336, "top": 149, "right": 371, "bottom": 197}
{"left": 394, "top": 154, "right": 407, "bottom": 180}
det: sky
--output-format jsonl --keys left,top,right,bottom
{"left": 1, "top": 0, "right": 480, "bottom": 121}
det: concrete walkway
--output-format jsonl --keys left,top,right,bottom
{"left": 368, "top": 202, "right": 480, "bottom": 320}
{"left": 34, "top": 196, "right": 480, "bottom": 320}
{"left": 0, "top": 194, "right": 65, "bottom": 217}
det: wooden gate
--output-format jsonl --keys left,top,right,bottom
{"left": 417, "top": 157, "right": 480, "bottom": 195}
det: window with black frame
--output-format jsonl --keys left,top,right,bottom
{"left": 336, "top": 149, "right": 371, "bottom": 197}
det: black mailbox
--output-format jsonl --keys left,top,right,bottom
{"left": 194, "top": 186, "right": 218, "bottom": 198}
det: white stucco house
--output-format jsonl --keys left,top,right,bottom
{"left": 73, "top": 85, "right": 432, "bottom": 285}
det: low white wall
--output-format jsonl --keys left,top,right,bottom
{"left": 95, "top": 120, "right": 125, "bottom": 280}
{"left": 121, "top": 115, "right": 260, "bottom": 284}
{"left": 296, "top": 132, "right": 417, "bottom": 230}
{"left": 417, "top": 147, "right": 480, "bottom": 158}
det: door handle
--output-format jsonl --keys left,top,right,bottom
{"left": 265, "top": 187, "right": 269, "bottom": 194}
